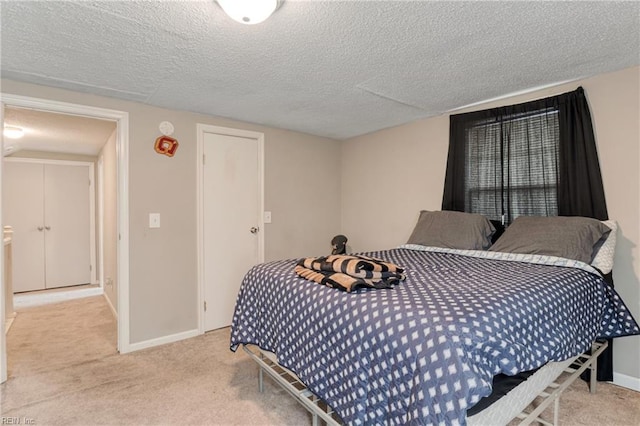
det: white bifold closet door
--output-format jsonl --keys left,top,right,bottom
{"left": 3, "top": 161, "right": 91, "bottom": 292}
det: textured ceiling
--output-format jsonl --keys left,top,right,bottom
{"left": 1, "top": 1, "right": 639, "bottom": 141}
{"left": 3, "top": 107, "right": 116, "bottom": 156}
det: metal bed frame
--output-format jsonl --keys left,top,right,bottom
{"left": 243, "top": 340, "right": 608, "bottom": 426}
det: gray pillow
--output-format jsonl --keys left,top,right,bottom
{"left": 489, "top": 216, "right": 611, "bottom": 263}
{"left": 407, "top": 210, "right": 495, "bottom": 250}
{"left": 591, "top": 220, "right": 617, "bottom": 274}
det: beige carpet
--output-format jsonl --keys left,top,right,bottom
{"left": 1, "top": 296, "right": 638, "bottom": 425}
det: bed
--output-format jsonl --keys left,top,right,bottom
{"left": 229, "top": 212, "right": 639, "bottom": 425}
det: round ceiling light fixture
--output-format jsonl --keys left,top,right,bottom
{"left": 3, "top": 126, "right": 25, "bottom": 139}
{"left": 217, "top": 0, "right": 279, "bottom": 25}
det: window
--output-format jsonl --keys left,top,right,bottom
{"left": 464, "top": 107, "right": 560, "bottom": 224}
{"left": 443, "top": 87, "right": 607, "bottom": 224}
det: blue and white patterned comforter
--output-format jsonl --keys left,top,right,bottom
{"left": 230, "top": 246, "right": 639, "bottom": 425}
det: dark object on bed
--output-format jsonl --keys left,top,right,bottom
{"left": 294, "top": 254, "right": 405, "bottom": 292}
{"left": 331, "top": 234, "right": 348, "bottom": 255}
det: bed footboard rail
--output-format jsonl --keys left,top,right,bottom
{"left": 243, "top": 344, "right": 343, "bottom": 426}
{"left": 515, "top": 340, "right": 608, "bottom": 426}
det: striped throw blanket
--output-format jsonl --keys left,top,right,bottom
{"left": 294, "top": 254, "right": 406, "bottom": 292}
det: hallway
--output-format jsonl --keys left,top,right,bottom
{"left": 5, "top": 295, "right": 115, "bottom": 379}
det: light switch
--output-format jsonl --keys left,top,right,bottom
{"left": 149, "top": 213, "right": 161, "bottom": 228}
{"left": 264, "top": 211, "right": 272, "bottom": 223}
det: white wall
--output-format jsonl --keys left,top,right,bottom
{"left": 341, "top": 66, "right": 640, "bottom": 384}
{"left": 99, "top": 129, "right": 118, "bottom": 312}
{"left": 1, "top": 79, "right": 342, "bottom": 345}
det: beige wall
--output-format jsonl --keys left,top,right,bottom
{"left": 1, "top": 79, "right": 342, "bottom": 344}
{"left": 264, "top": 128, "right": 343, "bottom": 261}
{"left": 100, "top": 129, "right": 118, "bottom": 313}
{"left": 341, "top": 66, "right": 640, "bottom": 382}
{"left": 340, "top": 115, "right": 450, "bottom": 252}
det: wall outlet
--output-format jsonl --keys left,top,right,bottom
{"left": 149, "top": 213, "right": 161, "bottom": 228}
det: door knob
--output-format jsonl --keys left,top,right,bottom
{"left": 37, "top": 226, "right": 44, "bottom": 231}
{"left": 45, "top": 226, "right": 51, "bottom": 231}
{"left": 250, "top": 227, "right": 259, "bottom": 234}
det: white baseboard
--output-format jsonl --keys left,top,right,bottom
{"left": 102, "top": 292, "right": 117, "bottom": 320}
{"left": 13, "top": 286, "right": 104, "bottom": 309}
{"left": 613, "top": 372, "right": 640, "bottom": 392}
{"left": 126, "top": 328, "right": 200, "bottom": 353}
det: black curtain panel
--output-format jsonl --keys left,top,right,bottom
{"left": 442, "top": 115, "right": 468, "bottom": 213}
{"left": 557, "top": 87, "right": 609, "bottom": 220}
{"left": 557, "top": 88, "right": 611, "bottom": 381}
{"left": 442, "top": 87, "right": 613, "bottom": 381}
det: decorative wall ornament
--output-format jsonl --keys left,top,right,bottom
{"left": 155, "top": 121, "right": 178, "bottom": 157}
{"left": 155, "top": 135, "right": 179, "bottom": 157}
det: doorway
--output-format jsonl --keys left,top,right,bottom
{"left": 197, "top": 124, "right": 264, "bottom": 332}
{"left": 0, "top": 94, "right": 130, "bottom": 383}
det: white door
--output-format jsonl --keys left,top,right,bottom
{"left": 44, "top": 164, "right": 91, "bottom": 288}
{"left": 3, "top": 162, "right": 46, "bottom": 292}
{"left": 203, "top": 131, "right": 261, "bottom": 331}
{"left": 3, "top": 161, "right": 91, "bottom": 291}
